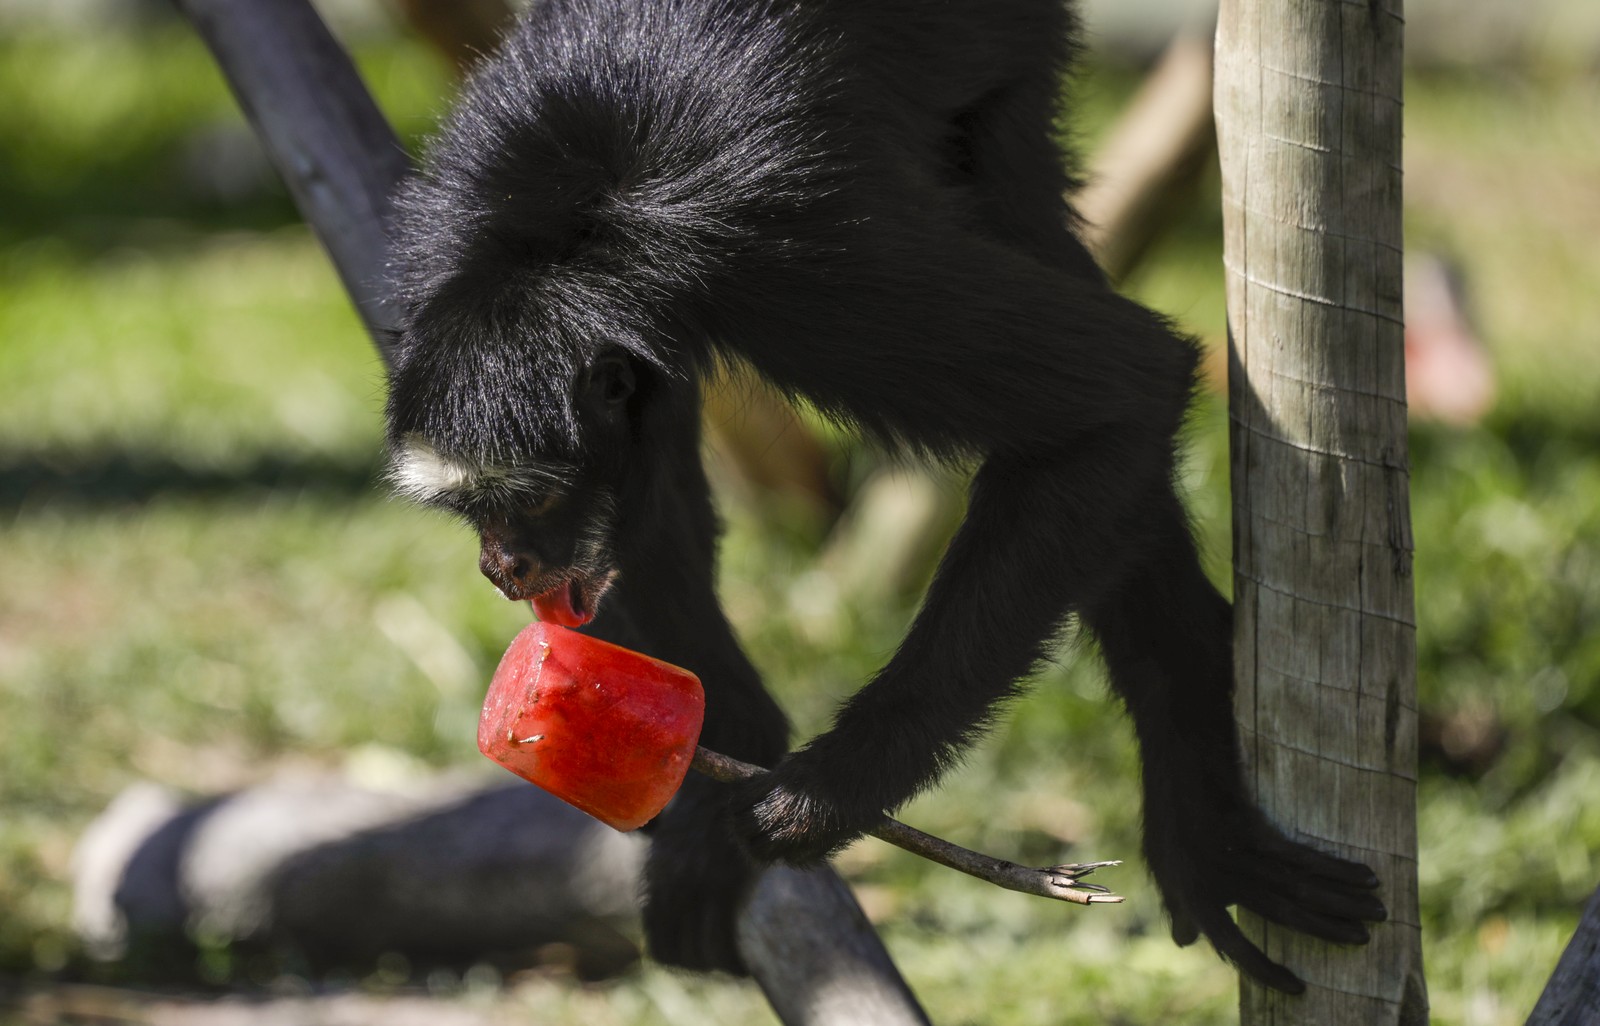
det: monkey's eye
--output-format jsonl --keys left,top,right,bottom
{"left": 584, "top": 353, "right": 636, "bottom": 408}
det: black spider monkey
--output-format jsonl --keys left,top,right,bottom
{"left": 383, "top": 0, "right": 1386, "bottom": 994}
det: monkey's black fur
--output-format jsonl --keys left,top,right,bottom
{"left": 384, "top": 0, "right": 1386, "bottom": 993}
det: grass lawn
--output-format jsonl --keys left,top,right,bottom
{"left": 1, "top": 12, "right": 1598, "bottom": 1026}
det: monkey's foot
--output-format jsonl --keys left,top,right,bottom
{"left": 643, "top": 807, "right": 757, "bottom": 976}
{"left": 1147, "top": 801, "right": 1387, "bottom": 994}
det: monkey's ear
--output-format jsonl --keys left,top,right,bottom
{"left": 583, "top": 351, "right": 637, "bottom": 409}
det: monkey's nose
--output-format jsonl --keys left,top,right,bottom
{"left": 479, "top": 543, "right": 536, "bottom": 599}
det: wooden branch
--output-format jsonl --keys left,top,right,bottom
{"left": 694, "top": 747, "right": 1122, "bottom": 906}
{"left": 1527, "top": 883, "right": 1600, "bottom": 1025}
{"left": 739, "top": 869, "right": 931, "bottom": 1026}
{"left": 816, "top": 467, "right": 960, "bottom": 603}
{"left": 74, "top": 779, "right": 647, "bottom": 976}
{"left": 176, "top": 3, "right": 928, "bottom": 1021}
{"left": 1216, "top": 0, "right": 1427, "bottom": 1021}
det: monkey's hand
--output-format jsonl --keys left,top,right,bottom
{"left": 1144, "top": 785, "right": 1387, "bottom": 995}
{"left": 727, "top": 750, "right": 885, "bottom": 866}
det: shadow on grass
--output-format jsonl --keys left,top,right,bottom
{"left": 0, "top": 27, "right": 435, "bottom": 262}
{"left": 0, "top": 112, "right": 308, "bottom": 258}
{"left": 0, "top": 449, "right": 386, "bottom": 512}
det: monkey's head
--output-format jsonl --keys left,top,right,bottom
{"left": 382, "top": 254, "right": 695, "bottom": 625}
{"left": 381, "top": 47, "right": 755, "bottom": 621}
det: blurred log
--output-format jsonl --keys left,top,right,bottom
{"left": 389, "top": 0, "right": 514, "bottom": 73}
{"left": 176, "top": 3, "right": 929, "bottom": 1021}
{"left": 740, "top": 868, "right": 930, "bottom": 1026}
{"left": 1075, "top": 32, "right": 1216, "bottom": 283}
{"left": 74, "top": 777, "right": 644, "bottom": 978}
{"left": 704, "top": 368, "right": 843, "bottom": 521}
{"left": 1527, "top": 883, "right": 1600, "bottom": 1026}
{"left": 75, "top": 774, "right": 933, "bottom": 1026}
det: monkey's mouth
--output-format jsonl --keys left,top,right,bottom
{"left": 529, "top": 572, "right": 615, "bottom": 629}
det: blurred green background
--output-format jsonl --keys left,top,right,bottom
{"left": 0, "top": 2, "right": 1597, "bottom": 1024}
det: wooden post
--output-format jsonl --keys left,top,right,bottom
{"left": 1215, "top": 0, "right": 1427, "bottom": 1022}
{"left": 175, "top": 2, "right": 931, "bottom": 1022}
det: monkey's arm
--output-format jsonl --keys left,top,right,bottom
{"left": 729, "top": 442, "right": 1147, "bottom": 864}
{"left": 723, "top": 232, "right": 1383, "bottom": 992}
{"left": 1081, "top": 493, "right": 1386, "bottom": 993}
{"left": 729, "top": 441, "right": 1383, "bottom": 992}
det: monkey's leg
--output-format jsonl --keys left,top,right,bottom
{"left": 1082, "top": 487, "right": 1386, "bottom": 994}
{"left": 589, "top": 405, "right": 789, "bottom": 976}
{"left": 724, "top": 224, "right": 1383, "bottom": 988}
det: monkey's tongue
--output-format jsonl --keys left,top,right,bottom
{"left": 531, "top": 581, "right": 593, "bottom": 628}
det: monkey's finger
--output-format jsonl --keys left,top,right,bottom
{"left": 1169, "top": 906, "right": 1200, "bottom": 947}
{"left": 1239, "top": 889, "right": 1373, "bottom": 946}
{"left": 1233, "top": 848, "right": 1389, "bottom": 922}
{"left": 1192, "top": 902, "right": 1306, "bottom": 995}
{"left": 1290, "top": 880, "right": 1389, "bottom": 924}
{"left": 1256, "top": 832, "right": 1381, "bottom": 889}
{"left": 1148, "top": 853, "right": 1200, "bottom": 945}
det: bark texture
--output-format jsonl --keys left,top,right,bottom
{"left": 1214, "top": 0, "right": 1428, "bottom": 1021}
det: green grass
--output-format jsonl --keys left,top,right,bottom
{"left": 1, "top": 15, "right": 1598, "bottom": 1026}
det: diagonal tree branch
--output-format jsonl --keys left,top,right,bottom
{"left": 1526, "top": 882, "right": 1600, "bottom": 1026}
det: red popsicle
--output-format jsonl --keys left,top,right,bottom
{"left": 478, "top": 621, "right": 705, "bottom": 831}
{"left": 479, "top": 625, "right": 1126, "bottom": 909}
